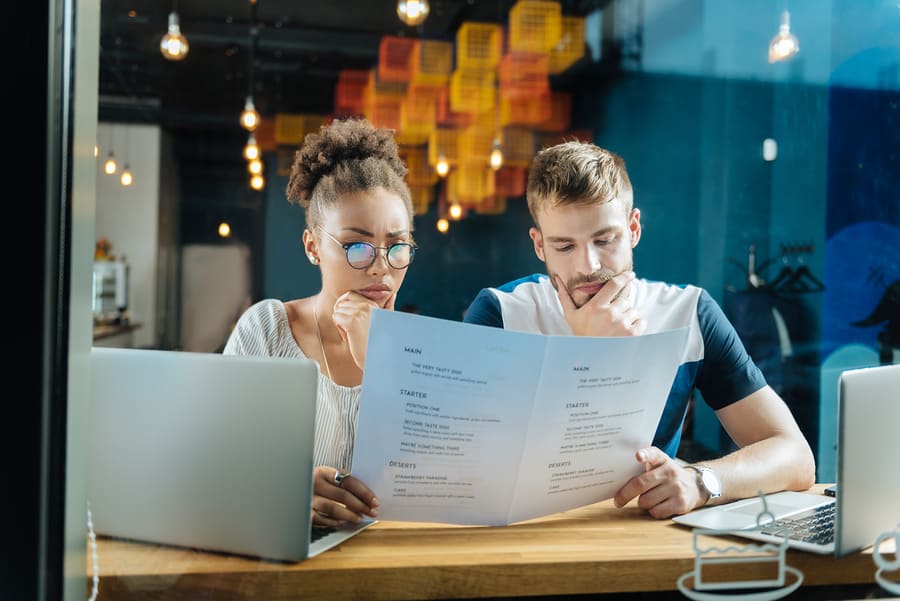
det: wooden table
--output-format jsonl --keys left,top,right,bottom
{"left": 90, "top": 484, "right": 896, "bottom": 600}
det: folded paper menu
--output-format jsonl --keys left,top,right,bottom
{"left": 351, "top": 309, "right": 688, "bottom": 526}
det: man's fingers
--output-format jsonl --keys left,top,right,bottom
{"left": 613, "top": 476, "right": 644, "bottom": 508}
{"left": 592, "top": 271, "right": 636, "bottom": 306}
{"left": 613, "top": 448, "right": 670, "bottom": 508}
{"left": 578, "top": 272, "right": 633, "bottom": 312}
{"left": 609, "top": 276, "right": 634, "bottom": 303}
{"left": 636, "top": 447, "right": 669, "bottom": 470}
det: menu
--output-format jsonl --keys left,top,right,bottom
{"left": 351, "top": 309, "right": 689, "bottom": 526}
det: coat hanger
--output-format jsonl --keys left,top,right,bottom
{"left": 787, "top": 264, "right": 825, "bottom": 293}
{"left": 767, "top": 256, "right": 794, "bottom": 292}
{"left": 777, "top": 253, "right": 825, "bottom": 294}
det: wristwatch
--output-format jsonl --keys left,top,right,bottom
{"left": 687, "top": 465, "right": 722, "bottom": 504}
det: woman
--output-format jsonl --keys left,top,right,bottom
{"left": 224, "top": 117, "right": 417, "bottom": 527}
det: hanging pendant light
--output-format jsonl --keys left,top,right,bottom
{"left": 102, "top": 126, "right": 117, "bottom": 174}
{"left": 240, "top": 11, "right": 261, "bottom": 131}
{"left": 240, "top": 95, "right": 260, "bottom": 131}
{"left": 119, "top": 126, "right": 134, "bottom": 187}
{"left": 243, "top": 133, "right": 260, "bottom": 161}
{"left": 434, "top": 152, "right": 450, "bottom": 177}
{"left": 160, "top": 2, "right": 189, "bottom": 61}
{"left": 397, "top": 0, "right": 430, "bottom": 26}
{"left": 436, "top": 153, "right": 449, "bottom": 178}
{"left": 768, "top": 10, "right": 799, "bottom": 63}
{"left": 250, "top": 173, "right": 265, "bottom": 191}
{"left": 489, "top": 137, "right": 504, "bottom": 171}
{"left": 119, "top": 165, "right": 134, "bottom": 187}
{"left": 103, "top": 151, "right": 118, "bottom": 175}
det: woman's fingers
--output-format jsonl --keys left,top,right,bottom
{"left": 312, "top": 466, "right": 379, "bottom": 526}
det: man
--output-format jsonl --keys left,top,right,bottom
{"left": 463, "top": 141, "right": 815, "bottom": 519}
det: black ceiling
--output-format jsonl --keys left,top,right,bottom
{"left": 98, "top": 0, "right": 613, "bottom": 131}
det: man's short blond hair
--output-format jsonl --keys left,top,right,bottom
{"left": 526, "top": 141, "right": 633, "bottom": 223}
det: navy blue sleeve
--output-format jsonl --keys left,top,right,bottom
{"left": 695, "top": 289, "right": 768, "bottom": 409}
{"left": 462, "top": 288, "right": 504, "bottom": 328}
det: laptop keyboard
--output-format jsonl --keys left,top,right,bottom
{"left": 760, "top": 503, "right": 835, "bottom": 545}
{"left": 310, "top": 526, "right": 336, "bottom": 543}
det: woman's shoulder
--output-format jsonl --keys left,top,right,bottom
{"left": 225, "top": 299, "right": 297, "bottom": 356}
{"left": 235, "top": 298, "right": 288, "bottom": 329}
{"left": 249, "top": 297, "right": 286, "bottom": 317}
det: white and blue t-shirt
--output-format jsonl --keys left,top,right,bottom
{"left": 463, "top": 274, "right": 767, "bottom": 458}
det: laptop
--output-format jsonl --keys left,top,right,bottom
{"left": 673, "top": 362, "right": 900, "bottom": 556}
{"left": 88, "top": 347, "right": 374, "bottom": 562}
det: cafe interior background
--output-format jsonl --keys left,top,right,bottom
{"left": 39, "top": 0, "right": 900, "bottom": 597}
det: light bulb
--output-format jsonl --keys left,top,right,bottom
{"left": 436, "top": 217, "right": 449, "bottom": 233}
{"left": 218, "top": 222, "right": 232, "bottom": 238}
{"left": 160, "top": 11, "right": 189, "bottom": 61}
{"left": 243, "top": 134, "right": 260, "bottom": 161}
{"left": 248, "top": 157, "right": 263, "bottom": 175}
{"left": 436, "top": 155, "right": 449, "bottom": 177}
{"left": 240, "top": 96, "right": 260, "bottom": 131}
{"left": 397, "top": 0, "right": 429, "bottom": 26}
{"left": 119, "top": 165, "right": 134, "bottom": 187}
{"left": 448, "top": 203, "right": 463, "bottom": 220}
{"left": 250, "top": 173, "right": 265, "bottom": 191}
{"left": 93, "top": 144, "right": 99, "bottom": 158}
{"left": 768, "top": 10, "right": 799, "bottom": 63}
{"left": 489, "top": 139, "right": 503, "bottom": 171}
{"left": 103, "top": 153, "right": 118, "bottom": 175}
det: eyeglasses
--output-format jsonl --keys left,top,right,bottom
{"left": 318, "top": 227, "right": 417, "bottom": 270}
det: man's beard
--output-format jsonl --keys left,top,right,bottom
{"left": 548, "top": 261, "right": 635, "bottom": 308}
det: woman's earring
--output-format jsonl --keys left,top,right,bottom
{"left": 308, "top": 255, "right": 319, "bottom": 266}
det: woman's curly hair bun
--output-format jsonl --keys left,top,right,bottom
{"left": 286, "top": 117, "right": 407, "bottom": 207}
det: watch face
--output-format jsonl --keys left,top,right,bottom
{"left": 701, "top": 469, "right": 722, "bottom": 496}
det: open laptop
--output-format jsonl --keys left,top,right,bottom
{"left": 88, "top": 347, "right": 374, "bottom": 562}
{"left": 673, "top": 362, "right": 900, "bottom": 556}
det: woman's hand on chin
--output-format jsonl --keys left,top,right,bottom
{"left": 332, "top": 290, "right": 396, "bottom": 369}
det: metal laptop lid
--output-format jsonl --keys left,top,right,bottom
{"left": 835, "top": 363, "right": 900, "bottom": 557}
{"left": 88, "top": 347, "right": 318, "bottom": 561}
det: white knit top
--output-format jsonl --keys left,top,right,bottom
{"left": 222, "top": 298, "right": 359, "bottom": 471}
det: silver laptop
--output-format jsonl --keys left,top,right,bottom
{"left": 88, "top": 347, "right": 374, "bottom": 562}
{"left": 673, "top": 363, "right": 900, "bottom": 556}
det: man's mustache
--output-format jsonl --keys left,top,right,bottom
{"left": 567, "top": 264, "right": 633, "bottom": 291}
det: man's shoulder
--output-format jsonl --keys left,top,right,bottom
{"left": 494, "top": 273, "right": 551, "bottom": 294}
{"left": 464, "top": 274, "right": 554, "bottom": 328}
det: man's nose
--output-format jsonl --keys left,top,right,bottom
{"left": 578, "top": 245, "right": 603, "bottom": 274}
